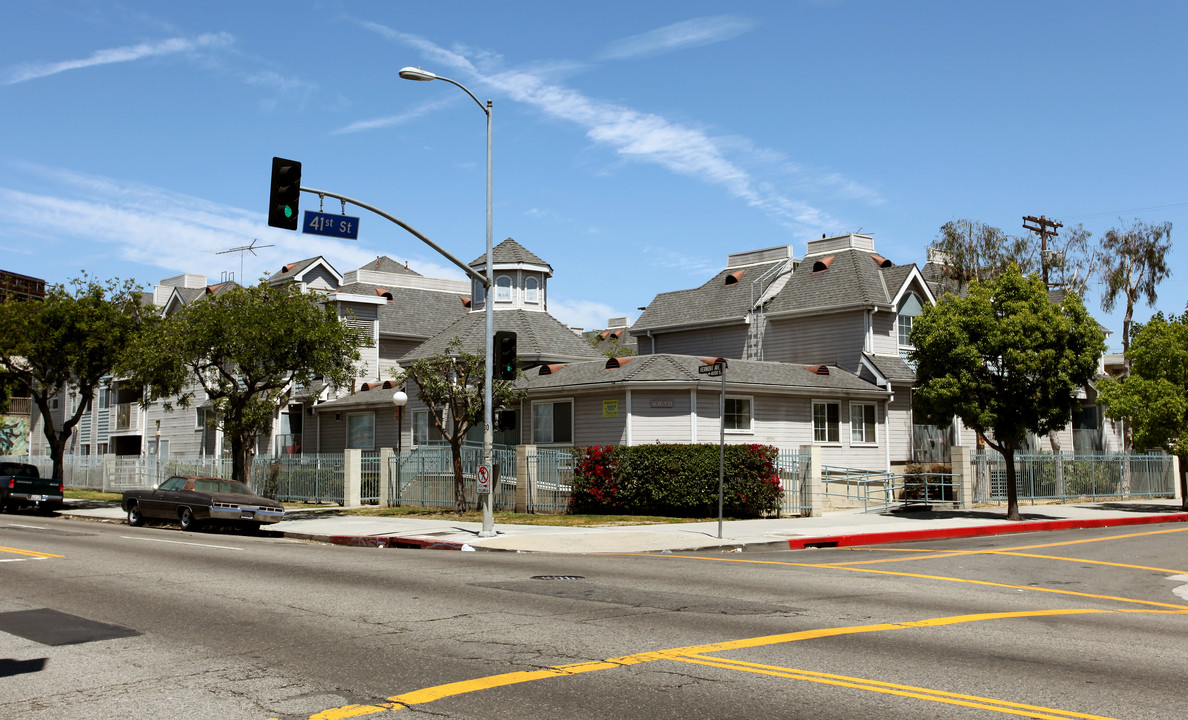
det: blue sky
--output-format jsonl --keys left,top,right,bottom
{"left": 2, "top": 1, "right": 1184, "bottom": 350}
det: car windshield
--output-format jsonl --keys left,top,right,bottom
{"left": 194, "top": 479, "right": 254, "bottom": 495}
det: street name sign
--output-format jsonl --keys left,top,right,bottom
{"left": 302, "top": 211, "right": 360, "bottom": 240}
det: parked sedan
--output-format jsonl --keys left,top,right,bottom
{"left": 122, "top": 475, "right": 284, "bottom": 532}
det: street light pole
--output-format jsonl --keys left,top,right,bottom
{"left": 400, "top": 66, "right": 496, "bottom": 538}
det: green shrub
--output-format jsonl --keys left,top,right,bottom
{"left": 569, "top": 444, "right": 782, "bottom": 518}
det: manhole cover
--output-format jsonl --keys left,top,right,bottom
{"left": 531, "top": 575, "right": 585, "bottom": 581}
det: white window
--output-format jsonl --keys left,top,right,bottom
{"left": 532, "top": 400, "right": 573, "bottom": 444}
{"left": 50, "top": 396, "right": 59, "bottom": 410}
{"left": 346, "top": 412, "right": 375, "bottom": 450}
{"left": 813, "top": 401, "right": 840, "bottom": 444}
{"left": 196, "top": 407, "right": 210, "bottom": 429}
{"left": 525, "top": 277, "right": 539, "bottom": 304}
{"left": 724, "top": 397, "right": 753, "bottom": 432}
{"left": 850, "top": 403, "right": 877, "bottom": 444}
{"left": 473, "top": 281, "right": 485, "bottom": 305}
{"left": 412, "top": 410, "right": 445, "bottom": 446}
{"left": 898, "top": 291, "right": 923, "bottom": 360}
{"left": 495, "top": 275, "right": 513, "bottom": 302}
{"left": 97, "top": 442, "right": 108, "bottom": 455}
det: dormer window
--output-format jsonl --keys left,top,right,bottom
{"left": 495, "top": 275, "right": 512, "bottom": 302}
{"left": 898, "top": 291, "right": 924, "bottom": 361}
{"left": 525, "top": 276, "right": 539, "bottom": 303}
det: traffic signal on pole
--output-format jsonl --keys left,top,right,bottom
{"left": 268, "top": 157, "right": 302, "bottom": 230}
{"left": 495, "top": 408, "right": 516, "bottom": 431}
{"left": 494, "top": 330, "right": 517, "bottom": 380}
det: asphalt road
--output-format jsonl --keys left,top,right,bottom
{"left": 2, "top": 513, "right": 1187, "bottom": 719}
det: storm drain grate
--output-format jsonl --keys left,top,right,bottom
{"left": 531, "top": 575, "right": 585, "bottom": 581}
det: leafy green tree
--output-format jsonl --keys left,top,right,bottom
{"left": 124, "top": 282, "right": 365, "bottom": 483}
{"left": 1097, "top": 312, "right": 1188, "bottom": 507}
{"left": 1099, "top": 218, "right": 1173, "bottom": 365}
{"left": 394, "top": 338, "right": 523, "bottom": 514}
{"left": 0, "top": 275, "right": 145, "bottom": 480}
{"left": 910, "top": 265, "right": 1105, "bottom": 520}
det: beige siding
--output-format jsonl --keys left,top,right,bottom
{"left": 886, "top": 393, "right": 912, "bottom": 465}
{"left": 871, "top": 311, "right": 899, "bottom": 356}
{"left": 762, "top": 313, "right": 866, "bottom": 370}
{"left": 648, "top": 326, "right": 748, "bottom": 358}
{"left": 574, "top": 394, "right": 628, "bottom": 446}
{"left": 631, "top": 390, "right": 694, "bottom": 444}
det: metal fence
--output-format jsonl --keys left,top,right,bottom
{"left": 388, "top": 443, "right": 517, "bottom": 511}
{"left": 972, "top": 452, "right": 1176, "bottom": 503}
{"left": 522, "top": 447, "right": 574, "bottom": 513}
{"left": 775, "top": 450, "right": 811, "bottom": 516}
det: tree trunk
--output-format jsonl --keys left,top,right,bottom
{"left": 1004, "top": 443, "right": 1021, "bottom": 521}
{"left": 1049, "top": 434, "right": 1064, "bottom": 498}
{"left": 1179, "top": 454, "right": 1188, "bottom": 512}
{"left": 451, "top": 441, "right": 466, "bottom": 515}
{"left": 230, "top": 433, "right": 255, "bottom": 485}
{"left": 49, "top": 435, "right": 68, "bottom": 482}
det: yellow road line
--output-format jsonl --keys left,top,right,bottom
{"left": 674, "top": 654, "right": 1120, "bottom": 720}
{"left": 0, "top": 545, "right": 62, "bottom": 559}
{"left": 630, "top": 553, "right": 1188, "bottom": 611}
{"left": 304, "top": 608, "right": 1132, "bottom": 720}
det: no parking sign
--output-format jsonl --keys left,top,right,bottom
{"left": 477, "top": 465, "right": 491, "bottom": 495}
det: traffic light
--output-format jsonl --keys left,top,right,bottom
{"left": 268, "top": 157, "right": 302, "bottom": 230}
{"left": 494, "top": 408, "right": 517, "bottom": 431}
{"left": 494, "top": 330, "right": 517, "bottom": 380}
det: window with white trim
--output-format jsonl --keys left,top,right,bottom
{"left": 525, "top": 276, "right": 539, "bottom": 303}
{"left": 346, "top": 412, "right": 375, "bottom": 450}
{"left": 473, "top": 281, "right": 485, "bottom": 305}
{"left": 898, "top": 291, "right": 924, "bottom": 360}
{"left": 532, "top": 400, "right": 573, "bottom": 444}
{"left": 412, "top": 410, "right": 429, "bottom": 446}
{"left": 813, "top": 401, "right": 840, "bottom": 443}
{"left": 495, "top": 275, "right": 513, "bottom": 302}
{"left": 724, "top": 396, "right": 753, "bottom": 432}
{"left": 850, "top": 402, "right": 877, "bottom": 444}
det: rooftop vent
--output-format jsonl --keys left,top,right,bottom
{"left": 605, "top": 357, "right": 634, "bottom": 369}
{"left": 812, "top": 256, "right": 835, "bottom": 273}
{"left": 804, "top": 365, "right": 830, "bottom": 376}
{"left": 870, "top": 254, "right": 893, "bottom": 268}
{"left": 538, "top": 364, "right": 567, "bottom": 376}
{"left": 725, "top": 269, "right": 745, "bottom": 285}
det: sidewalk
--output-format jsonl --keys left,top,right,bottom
{"left": 54, "top": 498, "right": 1188, "bottom": 553}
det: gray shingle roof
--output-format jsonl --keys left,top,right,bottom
{"left": 519, "top": 354, "right": 887, "bottom": 396}
{"left": 357, "top": 256, "right": 422, "bottom": 277}
{"left": 400, "top": 309, "right": 603, "bottom": 364}
{"left": 332, "top": 282, "right": 469, "bottom": 340}
{"left": 863, "top": 353, "right": 917, "bottom": 384}
{"left": 469, "top": 238, "right": 550, "bottom": 270}
{"left": 766, "top": 249, "right": 895, "bottom": 315}
{"left": 268, "top": 257, "right": 321, "bottom": 283}
{"left": 632, "top": 261, "right": 785, "bottom": 331}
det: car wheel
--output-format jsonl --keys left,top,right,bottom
{"left": 127, "top": 503, "right": 144, "bottom": 527}
{"left": 179, "top": 507, "right": 199, "bottom": 531}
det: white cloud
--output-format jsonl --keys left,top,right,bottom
{"left": 4, "top": 32, "right": 234, "bottom": 85}
{"left": 597, "top": 16, "right": 757, "bottom": 61}
{"left": 547, "top": 297, "right": 634, "bottom": 331}
{"left": 332, "top": 95, "right": 459, "bottom": 135}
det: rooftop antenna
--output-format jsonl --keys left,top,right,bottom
{"left": 217, "top": 238, "right": 275, "bottom": 283}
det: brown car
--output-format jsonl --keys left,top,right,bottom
{"left": 122, "top": 475, "right": 284, "bottom": 532}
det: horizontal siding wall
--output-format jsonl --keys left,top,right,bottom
{"left": 763, "top": 313, "right": 866, "bottom": 370}
{"left": 648, "top": 326, "right": 748, "bottom": 358}
{"left": 871, "top": 311, "right": 899, "bottom": 356}
{"left": 886, "top": 393, "right": 912, "bottom": 465}
{"left": 574, "top": 394, "right": 627, "bottom": 446}
{"left": 630, "top": 390, "right": 694, "bottom": 444}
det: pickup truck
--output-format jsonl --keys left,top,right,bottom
{"left": 0, "top": 462, "right": 63, "bottom": 514}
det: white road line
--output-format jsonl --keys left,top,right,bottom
{"left": 120, "top": 536, "right": 243, "bottom": 551}
{"left": 6, "top": 524, "right": 48, "bottom": 529}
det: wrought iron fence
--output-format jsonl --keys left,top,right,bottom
{"left": 775, "top": 450, "right": 811, "bottom": 516}
{"left": 388, "top": 443, "right": 517, "bottom": 511}
{"left": 522, "top": 447, "right": 573, "bottom": 514}
{"left": 252, "top": 455, "right": 346, "bottom": 504}
{"left": 972, "top": 452, "right": 1176, "bottom": 503}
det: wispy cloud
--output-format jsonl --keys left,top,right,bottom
{"left": 596, "top": 16, "right": 757, "bottom": 61}
{"left": 332, "top": 95, "right": 459, "bottom": 135}
{"left": 0, "top": 164, "right": 449, "bottom": 285}
{"left": 4, "top": 32, "right": 234, "bottom": 85}
{"left": 352, "top": 21, "right": 877, "bottom": 241}
{"left": 546, "top": 296, "right": 635, "bottom": 331}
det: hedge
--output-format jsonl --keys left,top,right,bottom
{"left": 569, "top": 443, "right": 782, "bottom": 518}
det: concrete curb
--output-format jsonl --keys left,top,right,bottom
{"left": 782, "top": 512, "right": 1188, "bottom": 550}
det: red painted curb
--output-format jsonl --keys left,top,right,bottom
{"left": 329, "top": 535, "right": 467, "bottom": 550}
{"left": 786, "top": 513, "right": 1188, "bottom": 550}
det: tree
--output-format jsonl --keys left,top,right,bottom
{"left": 394, "top": 338, "right": 523, "bottom": 514}
{"left": 910, "top": 265, "right": 1105, "bottom": 520}
{"left": 930, "top": 219, "right": 1100, "bottom": 298}
{"left": 124, "top": 282, "right": 365, "bottom": 483}
{"left": 1097, "top": 312, "right": 1188, "bottom": 508}
{"left": 1099, "top": 218, "right": 1173, "bottom": 366}
{"left": 0, "top": 275, "right": 145, "bottom": 480}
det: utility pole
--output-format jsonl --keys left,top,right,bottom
{"left": 1022, "top": 215, "right": 1063, "bottom": 287}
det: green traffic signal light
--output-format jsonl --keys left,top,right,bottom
{"left": 268, "top": 157, "right": 302, "bottom": 230}
{"left": 494, "top": 330, "right": 517, "bottom": 380}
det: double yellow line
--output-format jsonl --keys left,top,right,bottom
{"left": 0, "top": 545, "right": 62, "bottom": 560}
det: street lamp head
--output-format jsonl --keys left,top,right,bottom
{"left": 391, "top": 390, "right": 408, "bottom": 408}
{"left": 399, "top": 66, "right": 437, "bottom": 82}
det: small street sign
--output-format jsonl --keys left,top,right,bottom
{"left": 302, "top": 211, "right": 360, "bottom": 240}
{"left": 477, "top": 465, "right": 491, "bottom": 495}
